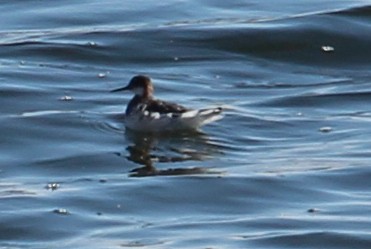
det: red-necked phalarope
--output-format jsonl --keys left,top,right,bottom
{"left": 111, "top": 75, "right": 223, "bottom": 132}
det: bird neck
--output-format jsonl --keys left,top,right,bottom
{"left": 132, "top": 86, "right": 153, "bottom": 98}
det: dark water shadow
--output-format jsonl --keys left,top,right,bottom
{"left": 122, "top": 130, "right": 222, "bottom": 177}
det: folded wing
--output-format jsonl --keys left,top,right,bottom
{"left": 125, "top": 104, "right": 223, "bottom": 132}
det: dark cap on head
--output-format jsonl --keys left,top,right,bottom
{"left": 111, "top": 75, "right": 154, "bottom": 97}
{"left": 127, "top": 75, "right": 151, "bottom": 89}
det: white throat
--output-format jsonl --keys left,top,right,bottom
{"left": 132, "top": 87, "right": 144, "bottom": 96}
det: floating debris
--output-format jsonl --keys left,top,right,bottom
{"left": 98, "top": 72, "right": 107, "bottom": 78}
{"left": 307, "top": 208, "right": 320, "bottom": 213}
{"left": 173, "top": 57, "right": 179, "bottom": 61}
{"left": 46, "top": 183, "right": 60, "bottom": 191}
{"left": 321, "top": 46, "right": 334, "bottom": 53}
{"left": 87, "top": 41, "right": 97, "bottom": 47}
{"left": 53, "top": 208, "right": 70, "bottom": 215}
{"left": 319, "top": 126, "right": 333, "bottom": 133}
{"left": 59, "top": 95, "right": 73, "bottom": 101}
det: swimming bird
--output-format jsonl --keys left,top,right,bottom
{"left": 111, "top": 75, "right": 223, "bottom": 132}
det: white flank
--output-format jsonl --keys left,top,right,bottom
{"left": 125, "top": 107, "right": 223, "bottom": 132}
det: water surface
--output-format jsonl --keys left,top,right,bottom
{"left": 1, "top": 1, "right": 371, "bottom": 248}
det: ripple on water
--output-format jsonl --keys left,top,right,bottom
{"left": 1, "top": 1, "right": 371, "bottom": 249}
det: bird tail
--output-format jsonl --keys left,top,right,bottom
{"left": 196, "top": 107, "right": 223, "bottom": 126}
{"left": 179, "top": 107, "right": 223, "bottom": 129}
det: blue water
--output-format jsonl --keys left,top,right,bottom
{"left": 1, "top": 1, "right": 371, "bottom": 248}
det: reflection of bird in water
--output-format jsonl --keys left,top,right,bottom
{"left": 111, "top": 75, "right": 223, "bottom": 132}
{"left": 124, "top": 130, "right": 222, "bottom": 177}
